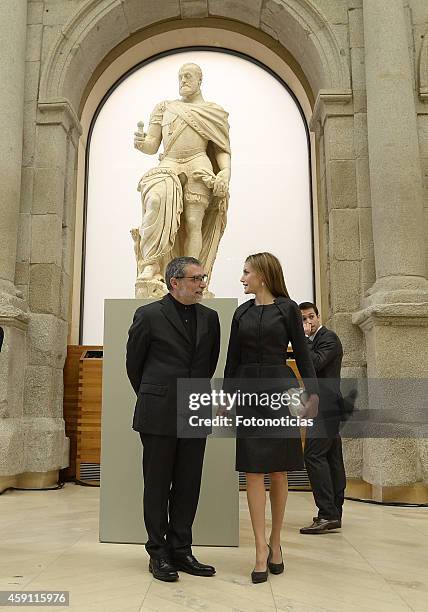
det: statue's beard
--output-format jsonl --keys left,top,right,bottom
{"left": 180, "top": 86, "right": 199, "bottom": 98}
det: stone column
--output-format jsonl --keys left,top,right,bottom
{"left": 352, "top": 0, "right": 428, "bottom": 498}
{"left": 0, "top": 0, "right": 29, "bottom": 490}
{"left": 310, "top": 91, "right": 365, "bottom": 482}
{"left": 17, "top": 102, "right": 82, "bottom": 491}
{"left": 362, "top": 0, "right": 428, "bottom": 298}
{"left": 0, "top": 0, "right": 27, "bottom": 292}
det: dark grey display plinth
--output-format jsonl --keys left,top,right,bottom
{"left": 99, "top": 298, "right": 239, "bottom": 545}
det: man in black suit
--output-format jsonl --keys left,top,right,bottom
{"left": 0, "top": 327, "right": 4, "bottom": 353}
{"left": 126, "top": 256, "right": 220, "bottom": 582}
{"left": 298, "top": 302, "right": 346, "bottom": 534}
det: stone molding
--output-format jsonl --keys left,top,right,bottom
{"left": 38, "top": 0, "right": 351, "bottom": 114}
{"left": 418, "top": 26, "right": 428, "bottom": 102}
{"left": 353, "top": 301, "right": 428, "bottom": 332}
{"left": 346, "top": 478, "right": 428, "bottom": 503}
{"left": 180, "top": 0, "right": 208, "bottom": 19}
{"left": 0, "top": 470, "right": 59, "bottom": 494}
{"left": 260, "top": 0, "right": 351, "bottom": 91}
{"left": 39, "top": 0, "right": 123, "bottom": 102}
{"left": 0, "top": 316, "right": 28, "bottom": 332}
{"left": 0, "top": 291, "right": 29, "bottom": 327}
{"left": 309, "top": 89, "right": 353, "bottom": 135}
{"left": 37, "top": 101, "right": 82, "bottom": 138}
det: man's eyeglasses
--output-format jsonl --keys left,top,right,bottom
{"left": 176, "top": 274, "right": 208, "bottom": 283}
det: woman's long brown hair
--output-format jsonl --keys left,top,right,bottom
{"left": 245, "top": 252, "right": 289, "bottom": 298}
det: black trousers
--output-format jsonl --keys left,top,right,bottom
{"left": 139, "top": 433, "right": 206, "bottom": 559}
{"left": 304, "top": 431, "right": 346, "bottom": 521}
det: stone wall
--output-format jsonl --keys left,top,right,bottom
{"left": 0, "top": 0, "right": 427, "bottom": 492}
{"left": 409, "top": 0, "right": 428, "bottom": 277}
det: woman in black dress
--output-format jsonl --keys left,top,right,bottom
{"left": 224, "top": 252, "right": 318, "bottom": 582}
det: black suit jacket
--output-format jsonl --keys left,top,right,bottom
{"left": 308, "top": 326, "right": 343, "bottom": 420}
{"left": 0, "top": 327, "right": 4, "bottom": 353}
{"left": 126, "top": 295, "right": 220, "bottom": 436}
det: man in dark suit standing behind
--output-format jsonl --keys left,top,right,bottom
{"left": 299, "top": 302, "right": 346, "bottom": 534}
{"left": 126, "top": 256, "right": 220, "bottom": 581}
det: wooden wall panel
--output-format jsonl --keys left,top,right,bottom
{"left": 76, "top": 350, "right": 103, "bottom": 480}
{"left": 63, "top": 346, "right": 102, "bottom": 478}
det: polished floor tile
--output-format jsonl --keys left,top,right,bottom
{"left": 0, "top": 484, "right": 427, "bottom": 611}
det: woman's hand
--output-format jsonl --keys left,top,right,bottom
{"left": 215, "top": 403, "right": 227, "bottom": 417}
{"left": 302, "top": 393, "right": 319, "bottom": 418}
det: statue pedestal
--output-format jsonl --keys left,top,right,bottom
{"left": 134, "top": 277, "right": 167, "bottom": 299}
{"left": 99, "top": 298, "right": 239, "bottom": 546}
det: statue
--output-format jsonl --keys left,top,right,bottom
{"left": 131, "top": 63, "right": 231, "bottom": 297}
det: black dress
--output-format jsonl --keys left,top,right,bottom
{"left": 224, "top": 297, "right": 318, "bottom": 473}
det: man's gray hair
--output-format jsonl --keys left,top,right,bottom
{"left": 165, "top": 256, "right": 201, "bottom": 290}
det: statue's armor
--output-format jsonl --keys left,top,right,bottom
{"left": 161, "top": 107, "right": 208, "bottom": 156}
{"left": 150, "top": 101, "right": 213, "bottom": 206}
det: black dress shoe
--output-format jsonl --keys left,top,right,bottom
{"left": 300, "top": 517, "right": 341, "bottom": 534}
{"left": 171, "top": 554, "right": 215, "bottom": 577}
{"left": 268, "top": 545, "right": 284, "bottom": 575}
{"left": 149, "top": 557, "right": 179, "bottom": 582}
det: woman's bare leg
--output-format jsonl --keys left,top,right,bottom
{"left": 268, "top": 471, "right": 288, "bottom": 563}
{"left": 246, "top": 473, "right": 269, "bottom": 570}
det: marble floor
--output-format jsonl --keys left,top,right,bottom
{"left": 0, "top": 484, "right": 427, "bottom": 612}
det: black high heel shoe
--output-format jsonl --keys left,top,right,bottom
{"left": 268, "top": 544, "right": 284, "bottom": 575}
{"left": 251, "top": 548, "right": 269, "bottom": 584}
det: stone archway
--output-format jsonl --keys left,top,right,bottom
{"left": 36, "top": 0, "right": 353, "bottom": 345}
{"left": 39, "top": 0, "right": 350, "bottom": 109}
{"left": 7, "top": 0, "right": 370, "bottom": 489}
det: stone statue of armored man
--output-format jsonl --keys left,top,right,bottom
{"left": 131, "top": 62, "right": 231, "bottom": 297}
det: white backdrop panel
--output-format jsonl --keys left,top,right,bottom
{"left": 83, "top": 50, "right": 313, "bottom": 344}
